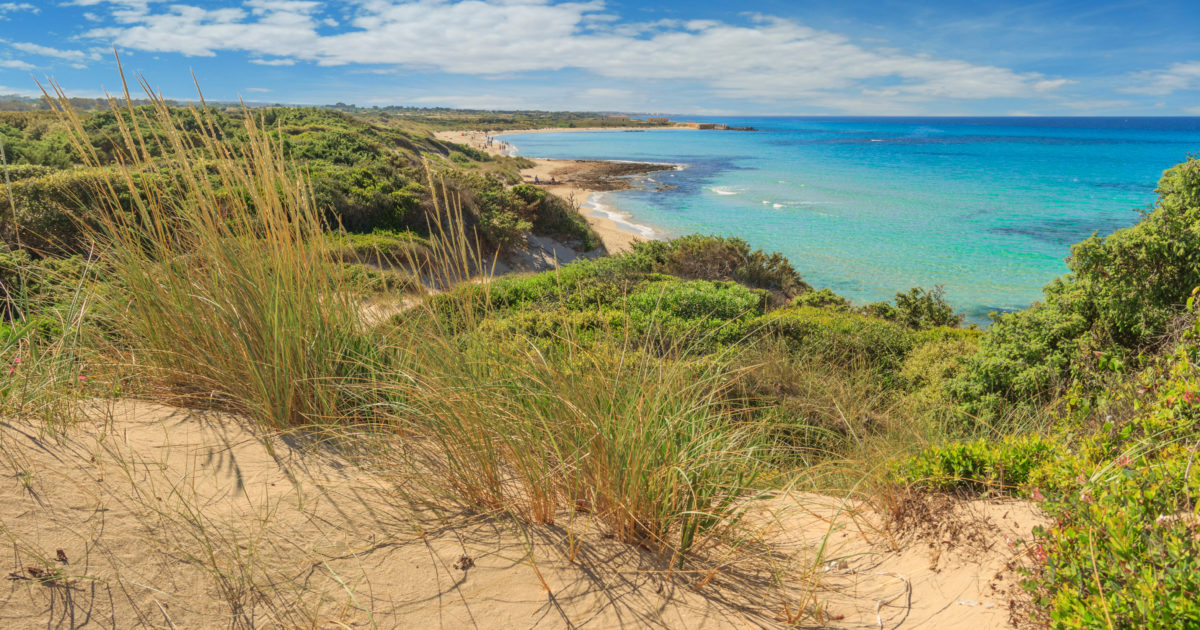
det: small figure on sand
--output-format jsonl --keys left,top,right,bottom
{"left": 534, "top": 175, "right": 540, "bottom": 184}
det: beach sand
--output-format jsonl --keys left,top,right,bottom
{"left": 434, "top": 129, "right": 673, "bottom": 255}
{"left": 520, "top": 158, "right": 672, "bottom": 254}
{"left": 0, "top": 400, "right": 1045, "bottom": 628}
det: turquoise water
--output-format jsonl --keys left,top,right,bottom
{"left": 501, "top": 117, "right": 1200, "bottom": 323}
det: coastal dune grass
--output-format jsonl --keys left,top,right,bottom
{"left": 377, "top": 176, "right": 772, "bottom": 563}
{"left": 44, "top": 74, "right": 373, "bottom": 429}
{"left": 383, "top": 315, "right": 767, "bottom": 561}
{"left": 38, "top": 70, "right": 788, "bottom": 579}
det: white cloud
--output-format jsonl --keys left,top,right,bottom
{"left": 1184, "top": 105, "right": 1200, "bottom": 115}
{"left": 64, "top": 0, "right": 164, "bottom": 6}
{"left": 0, "top": 58, "right": 34, "bottom": 70}
{"left": 1057, "top": 98, "right": 1135, "bottom": 111}
{"left": 9, "top": 42, "right": 98, "bottom": 62}
{"left": 245, "top": 86, "right": 271, "bottom": 92}
{"left": 0, "top": 3, "right": 36, "bottom": 17}
{"left": 76, "top": 0, "right": 1069, "bottom": 110}
{"left": 1034, "top": 79, "right": 1075, "bottom": 91}
{"left": 250, "top": 58, "right": 296, "bottom": 66}
{"left": 1120, "top": 61, "right": 1200, "bottom": 96}
{"left": 404, "top": 93, "right": 540, "bottom": 109}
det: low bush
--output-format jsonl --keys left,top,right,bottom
{"left": 892, "top": 285, "right": 964, "bottom": 330}
{"left": 0, "top": 244, "right": 88, "bottom": 320}
{"left": 893, "top": 435, "right": 1062, "bottom": 496}
{"left": 629, "top": 235, "right": 811, "bottom": 303}
{"left": 625, "top": 280, "right": 766, "bottom": 322}
{"left": 752, "top": 305, "right": 917, "bottom": 376}
{"left": 1, "top": 164, "right": 56, "bottom": 182}
{"left": 329, "top": 229, "right": 433, "bottom": 267}
{"left": 1, "top": 167, "right": 140, "bottom": 254}
{"left": 792, "top": 288, "right": 850, "bottom": 310}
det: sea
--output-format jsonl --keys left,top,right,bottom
{"left": 499, "top": 117, "right": 1200, "bottom": 323}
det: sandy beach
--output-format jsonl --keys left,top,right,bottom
{"left": 435, "top": 129, "right": 676, "bottom": 254}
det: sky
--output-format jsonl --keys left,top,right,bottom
{"left": 0, "top": 0, "right": 1198, "bottom": 115}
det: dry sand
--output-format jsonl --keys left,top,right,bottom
{"left": 518, "top": 158, "right": 674, "bottom": 255}
{"left": 1, "top": 401, "right": 1046, "bottom": 628}
{"left": 435, "top": 129, "right": 677, "bottom": 256}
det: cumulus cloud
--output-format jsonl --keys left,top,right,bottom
{"left": 1120, "top": 61, "right": 1200, "bottom": 96}
{"left": 74, "top": 0, "right": 1068, "bottom": 108}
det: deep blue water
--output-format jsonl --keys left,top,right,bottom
{"left": 500, "top": 117, "right": 1200, "bottom": 323}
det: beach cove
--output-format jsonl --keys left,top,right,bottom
{"left": 436, "top": 129, "right": 685, "bottom": 254}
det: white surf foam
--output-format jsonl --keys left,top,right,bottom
{"left": 582, "top": 193, "right": 658, "bottom": 239}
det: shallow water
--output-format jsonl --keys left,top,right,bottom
{"left": 501, "top": 117, "right": 1200, "bottom": 323}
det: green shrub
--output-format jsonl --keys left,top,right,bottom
{"left": 629, "top": 235, "right": 810, "bottom": 303}
{"left": 952, "top": 158, "right": 1200, "bottom": 417}
{"left": 896, "top": 331, "right": 981, "bottom": 417}
{"left": 1024, "top": 310, "right": 1200, "bottom": 628}
{"left": 309, "top": 164, "right": 426, "bottom": 232}
{"left": 893, "top": 285, "right": 964, "bottom": 330}
{"left": 893, "top": 435, "right": 1061, "bottom": 496}
{"left": 1, "top": 164, "right": 57, "bottom": 182}
{"left": 949, "top": 281, "right": 1094, "bottom": 417}
{"left": 0, "top": 245, "right": 87, "bottom": 320}
{"left": 751, "top": 305, "right": 917, "bottom": 375}
{"left": 337, "top": 263, "right": 420, "bottom": 293}
{"left": 862, "top": 301, "right": 899, "bottom": 320}
{"left": 330, "top": 229, "right": 433, "bottom": 267}
{"left": 625, "top": 280, "right": 766, "bottom": 322}
{"left": 792, "top": 288, "right": 850, "bottom": 310}
{"left": 1, "top": 167, "right": 141, "bottom": 254}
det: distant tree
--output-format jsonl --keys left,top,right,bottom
{"left": 894, "top": 286, "right": 963, "bottom": 330}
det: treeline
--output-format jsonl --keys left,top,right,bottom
{"left": 0, "top": 105, "right": 599, "bottom": 255}
{"left": 0, "top": 94, "right": 645, "bottom": 132}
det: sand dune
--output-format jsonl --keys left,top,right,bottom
{"left": 1, "top": 401, "right": 1043, "bottom": 628}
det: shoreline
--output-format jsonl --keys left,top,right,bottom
{"left": 434, "top": 128, "right": 677, "bottom": 254}
{"left": 520, "top": 158, "right": 673, "bottom": 253}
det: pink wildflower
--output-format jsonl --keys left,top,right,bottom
{"left": 1115, "top": 455, "right": 1133, "bottom": 467}
{"left": 1031, "top": 487, "right": 1045, "bottom": 502}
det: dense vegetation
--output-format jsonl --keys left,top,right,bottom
{"left": 895, "top": 157, "right": 1200, "bottom": 628}
{"left": 0, "top": 105, "right": 597, "bottom": 256}
{"left": 3, "top": 80, "right": 1200, "bottom": 627}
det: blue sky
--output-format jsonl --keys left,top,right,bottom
{"left": 1, "top": 0, "right": 1198, "bottom": 115}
